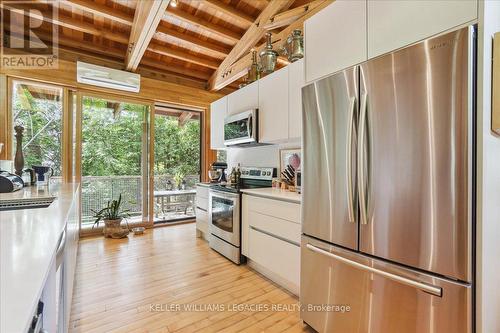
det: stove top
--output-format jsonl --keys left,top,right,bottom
{"left": 209, "top": 183, "right": 271, "bottom": 193}
{"left": 209, "top": 166, "right": 277, "bottom": 194}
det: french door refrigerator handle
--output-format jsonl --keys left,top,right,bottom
{"left": 346, "top": 96, "right": 356, "bottom": 223}
{"left": 358, "top": 92, "right": 368, "bottom": 225}
{"left": 306, "top": 243, "right": 442, "bottom": 297}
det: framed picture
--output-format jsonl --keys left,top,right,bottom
{"left": 280, "top": 148, "right": 301, "bottom": 175}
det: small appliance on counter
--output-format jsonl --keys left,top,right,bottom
{"left": 208, "top": 166, "right": 277, "bottom": 264}
{"left": 0, "top": 170, "right": 24, "bottom": 193}
{"left": 32, "top": 165, "right": 54, "bottom": 186}
{"left": 208, "top": 161, "right": 227, "bottom": 183}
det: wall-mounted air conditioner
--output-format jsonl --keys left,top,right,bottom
{"left": 76, "top": 61, "right": 141, "bottom": 93}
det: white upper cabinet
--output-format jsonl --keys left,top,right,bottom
{"left": 304, "top": 0, "right": 367, "bottom": 83}
{"left": 210, "top": 96, "right": 227, "bottom": 150}
{"left": 367, "top": 0, "right": 478, "bottom": 58}
{"left": 227, "top": 81, "right": 258, "bottom": 116}
{"left": 288, "top": 59, "right": 304, "bottom": 140}
{"left": 259, "top": 67, "right": 289, "bottom": 143}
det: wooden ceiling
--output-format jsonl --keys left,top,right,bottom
{"left": 3, "top": 0, "right": 332, "bottom": 93}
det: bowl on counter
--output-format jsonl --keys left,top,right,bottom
{"left": 132, "top": 227, "right": 145, "bottom": 235}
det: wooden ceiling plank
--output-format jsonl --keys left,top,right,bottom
{"left": 5, "top": 31, "right": 210, "bottom": 90}
{"left": 140, "top": 58, "right": 212, "bottom": 80}
{"left": 210, "top": 0, "right": 334, "bottom": 90}
{"left": 263, "top": 0, "right": 325, "bottom": 30}
{"left": 167, "top": 7, "right": 241, "bottom": 43}
{"left": 126, "top": 0, "right": 171, "bottom": 71}
{"left": 63, "top": 0, "right": 134, "bottom": 26}
{"left": 202, "top": 0, "right": 255, "bottom": 25}
{"left": 208, "top": 0, "right": 295, "bottom": 91}
{"left": 147, "top": 43, "right": 220, "bottom": 69}
{"left": 155, "top": 25, "right": 230, "bottom": 58}
{"left": 9, "top": 2, "right": 130, "bottom": 44}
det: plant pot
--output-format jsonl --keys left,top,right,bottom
{"left": 103, "top": 218, "right": 129, "bottom": 239}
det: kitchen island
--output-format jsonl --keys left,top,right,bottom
{"left": 0, "top": 183, "right": 80, "bottom": 333}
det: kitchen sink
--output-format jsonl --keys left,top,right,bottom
{"left": 0, "top": 196, "right": 56, "bottom": 211}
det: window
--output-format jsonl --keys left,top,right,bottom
{"left": 11, "top": 81, "right": 63, "bottom": 179}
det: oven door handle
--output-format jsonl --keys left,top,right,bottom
{"left": 210, "top": 190, "right": 239, "bottom": 199}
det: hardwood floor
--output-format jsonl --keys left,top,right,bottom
{"left": 69, "top": 223, "right": 313, "bottom": 333}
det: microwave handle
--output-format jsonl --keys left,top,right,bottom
{"left": 247, "top": 114, "right": 253, "bottom": 138}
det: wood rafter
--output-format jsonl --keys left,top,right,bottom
{"left": 155, "top": 25, "right": 230, "bottom": 58}
{"left": 208, "top": 0, "right": 295, "bottom": 91}
{"left": 178, "top": 111, "right": 194, "bottom": 126}
{"left": 167, "top": 7, "right": 242, "bottom": 43}
{"left": 148, "top": 43, "right": 220, "bottom": 69}
{"left": 5, "top": 30, "right": 210, "bottom": 91}
{"left": 63, "top": 0, "right": 134, "bottom": 26}
{"left": 140, "top": 58, "right": 212, "bottom": 81}
{"left": 210, "top": 0, "right": 334, "bottom": 90}
{"left": 263, "top": 0, "right": 326, "bottom": 30}
{"left": 202, "top": 0, "right": 255, "bottom": 25}
{"left": 126, "top": 0, "right": 170, "bottom": 71}
{"left": 10, "top": 2, "right": 130, "bottom": 44}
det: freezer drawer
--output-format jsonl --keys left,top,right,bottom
{"left": 300, "top": 235, "right": 472, "bottom": 333}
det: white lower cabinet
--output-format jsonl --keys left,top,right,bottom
{"left": 195, "top": 185, "right": 209, "bottom": 239}
{"left": 248, "top": 227, "right": 300, "bottom": 292}
{"left": 242, "top": 194, "right": 301, "bottom": 294}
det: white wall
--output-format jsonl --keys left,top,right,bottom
{"left": 476, "top": 1, "right": 500, "bottom": 332}
{"left": 225, "top": 140, "right": 301, "bottom": 171}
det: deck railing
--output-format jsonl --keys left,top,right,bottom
{"left": 81, "top": 174, "right": 199, "bottom": 224}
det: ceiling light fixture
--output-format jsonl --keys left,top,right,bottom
{"left": 170, "top": 0, "right": 178, "bottom": 7}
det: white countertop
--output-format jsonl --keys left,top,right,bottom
{"left": 240, "top": 188, "right": 301, "bottom": 203}
{"left": 0, "top": 183, "right": 79, "bottom": 333}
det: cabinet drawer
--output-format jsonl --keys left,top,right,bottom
{"left": 248, "top": 227, "right": 300, "bottom": 288}
{"left": 248, "top": 210, "right": 300, "bottom": 244}
{"left": 196, "top": 186, "right": 209, "bottom": 198}
{"left": 195, "top": 195, "right": 208, "bottom": 211}
{"left": 196, "top": 208, "right": 208, "bottom": 233}
{"left": 246, "top": 195, "right": 300, "bottom": 224}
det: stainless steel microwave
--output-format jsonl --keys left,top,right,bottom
{"left": 224, "top": 109, "right": 258, "bottom": 146}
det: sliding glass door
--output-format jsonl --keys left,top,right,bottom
{"left": 153, "top": 106, "right": 201, "bottom": 223}
{"left": 76, "top": 93, "right": 151, "bottom": 233}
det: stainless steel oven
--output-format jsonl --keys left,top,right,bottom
{"left": 224, "top": 109, "right": 258, "bottom": 146}
{"left": 208, "top": 189, "right": 241, "bottom": 263}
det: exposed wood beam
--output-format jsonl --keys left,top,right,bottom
{"left": 147, "top": 43, "right": 220, "bottom": 69}
{"left": 140, "top": 58, "right": 212, "bottom": 81}
{"left": 167, "top": 7, "right": 242, "bottom": 43}
{"left": 126, "top": 0, "right": 170, "bottom": 71}
{"left": 202, "top": 0, "right": 255, "bottom": 25}
{"left": 210, "top": 0, "right": 334, "bottom": 90}
{"left": 5, "top": 30, "right": 210, "bottom": 90}
{"left": 155, "top": 25, "right": 230, "bottom": 58}
{"left": 178, "top": 111, "right": 194, "bottom": 127}
{"left": 263, "top": 0, "right": 325, "bottom": 30}
{"left": 63, "top": 0, "right": 134, "bottom": 26}
{"left": 9, "top": 3, "right": 130, "bottom": 44}
{"left": 208, "top": 0, "right": 295, "bottom": 91}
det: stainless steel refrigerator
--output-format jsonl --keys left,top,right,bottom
{"left": 301, "top": 26, "right": 475, "bottom": 333}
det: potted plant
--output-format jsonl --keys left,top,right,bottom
{"left": 173, "top": 172, "right": 185, "bottom": 190}
{"left": 92, "top": 194, "right": 130, "bottom": 239}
